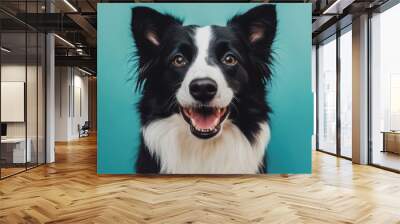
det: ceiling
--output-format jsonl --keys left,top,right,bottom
{"left": 0, "top": 0, "right": 392, "bottom": 74}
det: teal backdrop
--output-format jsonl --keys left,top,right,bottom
{"left": 98, "top": 3, "right": 313, "bottom": 174}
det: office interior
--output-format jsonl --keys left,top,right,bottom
{"left": 1, "top": 0, "right": 97, "bottom": 179}
{"left": 0, "top": 0, "right": 400, "bottom": 222}
{"left": 0, "top": 0, "right": 399, "bottom": 177}
{"left": 315, "top": 2, "right": 400, "bottom": 172}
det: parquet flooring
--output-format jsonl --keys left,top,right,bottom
{"left": 0, "top": 167, "right": 26, "bottom": 178}
{"left": 1, "top": 135, "right": 400, "bottom": 223}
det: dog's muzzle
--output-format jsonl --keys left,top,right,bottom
{"left": 179, "top": 78, "right": 231, "bottom": 139}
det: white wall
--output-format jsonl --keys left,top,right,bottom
{"left": 55, "top": 67, "right": 89, "bottom": 141}
{"left": 55, "top": 66, "right": 70, "bottom": 141}
{"left": 71, "top": 72, "right": 89, "bottom": 138}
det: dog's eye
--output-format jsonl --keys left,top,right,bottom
{"left": 221, "top": 54, "right": 238, "bottom": 66}
{"left": 172, "top": 54, "right": 188, "bottom": 67}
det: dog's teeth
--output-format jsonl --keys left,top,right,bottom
{"left": 193, "top": 127, "right": 217, "bottom": 133}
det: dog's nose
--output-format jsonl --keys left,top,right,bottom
{"left": 189, "top": 78, "right": 217, "bottom": 102}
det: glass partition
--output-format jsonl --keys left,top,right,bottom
{"left": 1, "top": 30, "right": 28, "bottom": 177}
{"left": 0, "top": 1, "right": 46, "bottom": 179}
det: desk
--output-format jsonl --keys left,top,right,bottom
{"left": 1, "top": 138, "right": 31, "bottom": 163}
{"left": 382, "top": 131, "right": 400, "bottom": 155}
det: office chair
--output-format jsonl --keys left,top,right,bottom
{"left": 79, "top": 121, "right": 90, "bottom": 138}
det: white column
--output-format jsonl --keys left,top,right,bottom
{"left": 46, "top": 32, "right": 55, "bottom": 163}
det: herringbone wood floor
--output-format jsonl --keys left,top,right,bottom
{"left": 1, "top": 135, "right": 400, "bottom": 224}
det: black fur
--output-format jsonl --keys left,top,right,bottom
{"left": 131, "top": 5, "right": 277, "bottom": 173}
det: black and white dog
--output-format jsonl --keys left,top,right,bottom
{"left": 131, "top": 5, "right": 277, "bottom": 174}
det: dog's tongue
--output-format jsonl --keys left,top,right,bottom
{"left": 191, "top": 111, "right": 220, "bottom": 130}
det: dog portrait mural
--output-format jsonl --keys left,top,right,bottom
{"left": 98, "top": 3, "right": 313, "bottom": 174}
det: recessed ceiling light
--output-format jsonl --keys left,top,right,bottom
{"left": 54, "top": 34, "right": 75, "bottom": 48}
{"left": 322, "top": 0, "right": 354, "bottom": 15}
{"left": 1, "top": 47, "right": 11, "bottom": 53}
{"left": 63, "top": 0, "right": 78, "bottom": 12}
{"left": 78, "top": 67, "right": 93, "bottom": 76}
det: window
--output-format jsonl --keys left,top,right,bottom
{"left": 370, "top": 3, "right": 400, "bottom": 171}
{"left": 317, "top": 36, "right": 337, "bottom": 154}
{"left": 339, "top": 28, "right": 352, "bottom": 158}
{"left": 316, "top": 26, "right": 353, "bottom": 159}
{"left": 390, "top": 75, "right": 400, "bottom": 130}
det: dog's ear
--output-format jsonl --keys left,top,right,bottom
{"left": 228, "top": 5, "right": 276, "bottom": 52}
{"left": 131, "top": 7, "right": 182, "bottom": 52}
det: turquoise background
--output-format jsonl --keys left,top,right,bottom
{"left": 98, "top": 3, "right": 312, "bottom": 174}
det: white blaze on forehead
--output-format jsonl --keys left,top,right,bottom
{"left": 176, "top": 26, "right": 234, "bottom": 108}
{"left": 194, "top": 26, "right": 213, "bottom": 62}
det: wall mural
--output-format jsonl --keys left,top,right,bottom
{"left": 98, "top": 3, "right": 313, "bottom": 174}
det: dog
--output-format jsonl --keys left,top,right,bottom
{"left": 131, "top": 5, "right": 277, "bottom": 174}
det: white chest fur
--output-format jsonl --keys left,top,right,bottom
{"left": 142, "top": 114, "right": 270, "bottom": 174}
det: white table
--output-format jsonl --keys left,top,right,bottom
{"left": 1, "top": 138, "right": 31, "bottom": 163}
